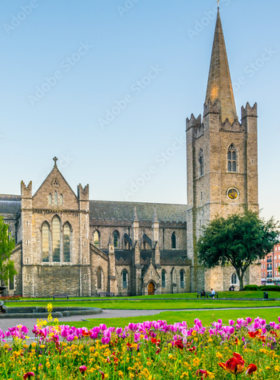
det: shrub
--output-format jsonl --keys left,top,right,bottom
{"left": 243, "top": 285, "right": 260, "bottom": 291}
{"left": 260, "top": 285, "right": 280, "bottom": 292}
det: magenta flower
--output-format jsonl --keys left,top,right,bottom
{"left": 79, "top": 365, "right": 87, "bottom": 373}
{"left": 23, "top": 372, "right": 35, "bottom": 379}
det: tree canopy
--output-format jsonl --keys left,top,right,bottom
{"left": 0, "top": 216, "right": 17, "bottom": 286}
{"left": 197, "top": 210, "right": 279, "bottom": 289}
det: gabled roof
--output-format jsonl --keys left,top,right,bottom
{"left": 0, "top": 195, "right": 21, "bottom": 215}
{"left": 89, "top": 201, "right": 187, "bottom": 223}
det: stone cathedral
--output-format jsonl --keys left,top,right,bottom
{"left": 0, "top": 9, "right": 260, "bottom": 297}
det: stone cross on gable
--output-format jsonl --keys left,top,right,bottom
{"left": 53, "top": 157, "right": 58, "bottom": 168}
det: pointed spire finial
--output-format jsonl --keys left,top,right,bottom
{"left": 217, "top": 0, "right": 220, "bottom": 8}
{"left": 205, "top": 7, "right": 237, "bottom": 124}
{"left": 153, "top": 208, "right": 159, "bottom": 223}
{"left": 53, "top": 157, "right": 58, "bottom": 168}
{"left": 133, "top": 207, "right": 139, "bottom": 222}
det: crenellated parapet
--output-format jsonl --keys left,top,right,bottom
{"left": 78, "top": 184, "right": 89, "bottom": 201}
{"left": 220, "top": 118, "right": 244, "bottom": 133}
{"left": 203, "top": 99, "right": 221, "bottom": 118}
{"left": 186, "top": 114, "right": 202, "bottom": 131}
{"left": 21, "top": 181, "right": 32, "bottom": 198}
{"left": 241, "top": 102, "right": 258, "bottom": 120}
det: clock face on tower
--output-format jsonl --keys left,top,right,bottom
{"left": 227, "top": 188, "right": 239, "bottom": 200}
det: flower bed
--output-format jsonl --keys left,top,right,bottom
{"left": 1, "top": 316, "right": 280, "bottom": 379}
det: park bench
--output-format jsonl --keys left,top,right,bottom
{"left": 53, "top": 294, "right": 69, "bottom": 300}
{"left": 197, "top": 292, "right": 207, "bottom": 298}
{"left": 98, "top": 292, "right": 115, "bottom": 297}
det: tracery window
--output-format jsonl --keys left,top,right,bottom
{"left": 54, "top": 191, "right": 58, "bottom": 206}
{"left": 97, "top": 267, "right": 102, "bottom": 289}
{"left": 52, "top": 216, "right": 61, "bottom": 262}
{"left": 93, "top": 231, "right": 100, "bottom": 247}
{"left": 63, "top": 223, "right": 71, "bottom": 262}
{"left": 123, "top": 270, "right": 128, "bottom": 289}
{"left": 162, "top": 270, "right": 166, "bottom": 288}
{"left": 42, "top": 222, "right": 50, "bottom": 263}
{"left": 180, "top": 270, "right": 185, "bottom": 288}
{"left": 171, "top": 232, "right": 176, "bottom": 249}
{"left": 228, "top": 144, "right": 237, "bottom": 172}
{"left": 231, "top": 273, "right": 237, "bottom": 285}
{"left": 113, "top": 231, "right": 119, "bottom": 248}
{"left": 199, "top": 149, "right": 204, "bottom": 176}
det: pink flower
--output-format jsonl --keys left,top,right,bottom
{"left": 23, "top": 373, "right": 35, "bottom": 380}
{"left": 79, "top": 365, "right": 87, "bottom": 373}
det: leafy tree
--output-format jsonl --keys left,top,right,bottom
{"left": 197, "top": 210, "right": 279, "bottom": 290}
{"left": 0, "top": 216, "right": 17, "bottom": 286}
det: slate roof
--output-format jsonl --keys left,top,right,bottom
{"left": 0, "top": 195, "right": 21, "bottom": 215}
{"left": 89, "top": 201, "right": 187, "bottom": 223}
{"left": 103, "top": 249, "right": 190, "bottom": 266}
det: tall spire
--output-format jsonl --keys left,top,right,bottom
{"left": 205, "top": 8, "right": 237, "bottom": 124}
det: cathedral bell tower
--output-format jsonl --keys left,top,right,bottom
{"left": 186, "top": 7, "right": 259, "bottom": 292}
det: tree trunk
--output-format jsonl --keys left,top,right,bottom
{"left": 237, "top": 272, "right": 244, "bottom": 290}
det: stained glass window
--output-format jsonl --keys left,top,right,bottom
{"left": 63, "top": 223, "right": 71, "bottom": 262}
{"left": 52, "top": 216, "right": 61, "bottom": 262}
{"left": 228, "top": 144, "right": 237, "bottom": 172}
{"left": 42, "top": 222, "right": 50, "bottom": 262}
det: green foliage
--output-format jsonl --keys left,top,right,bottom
{"left": 244, "top": 285, "right": 260, "bottom": 291}
{"left": 259, "top": 285, "right": 280, "bottom": 292}
{"left": 0, "top": 216, "right": 17, "bottom": 285}
{"left": 197, "top": 210, "right": 280, "bottom": 289}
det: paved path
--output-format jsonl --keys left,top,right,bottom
{"left": 1, "top": 306, "right": 279, "bottom": 337}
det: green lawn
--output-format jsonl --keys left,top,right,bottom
{"left": 6, "top": 291, "right": 280, "bottom": 302}
{"left": 64, "top": 308, "right": 280, "bottom": 329}
{"left": 6, "top": 299, "right": 280, "bottom": 310}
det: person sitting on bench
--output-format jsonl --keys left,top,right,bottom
{"left": 201, "top": 290, "right": 206, "bottom": 297}
{"left": 210, "top": 288, "right": 216, "bottom": 299}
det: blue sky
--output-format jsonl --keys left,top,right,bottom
{"left": 0, "top": 0, "right": 279, "bottom": 221}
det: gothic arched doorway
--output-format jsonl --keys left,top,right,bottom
{"left": 148, "top": 282, "right": 154, "bottom": 295}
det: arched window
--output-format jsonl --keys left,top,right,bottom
{"left": 171, "top": 232, "right": 176, "bottom": 249}
{"left": 162, "top": 270, "right": 166, "bottom": 288}
{"left": 60, "top": 194, "right": 63, "bottom": 206}
{"left": 228, "top": 144, "right": 237, "bottom": 172}
{"left": 123, "top": 270, "right": 128, "bottom": 289}
{"left": 231, "top": 273, "right": 237, "bottom": 285}
{"left": 63, "top": 223, "right": 71, "bottom": 262}
{"left": 199, "top": 149, "right": 204, "bottom": 176}
{"left": 113, "top": 231, "right": 119, "bottom": 248}
{"left": 180, "top": 270, "right": 185, "bottom": 288}
{"left": 9, "top": 276, "right": 15, "bottom": 290}
{"left": 97, "top": 267, "right": 102, "bottom": 289}
{"left": 48, "top": 194, "right": 52, "bottom": 206}
{"left": 54, "top": 191, "right": 58, "bottom": 206}
{"left": 52, "top": 216, "right": 61, "bottom": 262}
{"left": 93, "top": 231, "right": 100, "bottom": 247}
{"left": 42, "top": 222, "right": 50, "bottom": 262}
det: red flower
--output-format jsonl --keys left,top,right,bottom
{"left": 196, "top": 369, "right": 208, "bottom": 378}
{"left": 174, "top": 339, "right": 184, "bottom": 350}
{"left": 99, "top": 371, "right": 105, "bottom": 379}
{"left": 151, "top": 338, "right": 161, "bottom": 346}
{"left": 246, "top": 364, "right": 257, "bottom": 375}
{"left": 79, "top": 365, "right": 87, "bottom": 373}
{"left": 23, "top": 373, "right": 35, "bottom": 380}
{"left": 219, "top": 353, "right": 245, "bottom": 375}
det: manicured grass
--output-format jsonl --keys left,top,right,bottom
{"left": 5, "top": 291, "right": 280, "bottom": 302}
{"left": 64, "top": 308, "right": 280, "bottom": 329}
{"left": 6, "top": 299, "right": 280, "bottom": 310}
